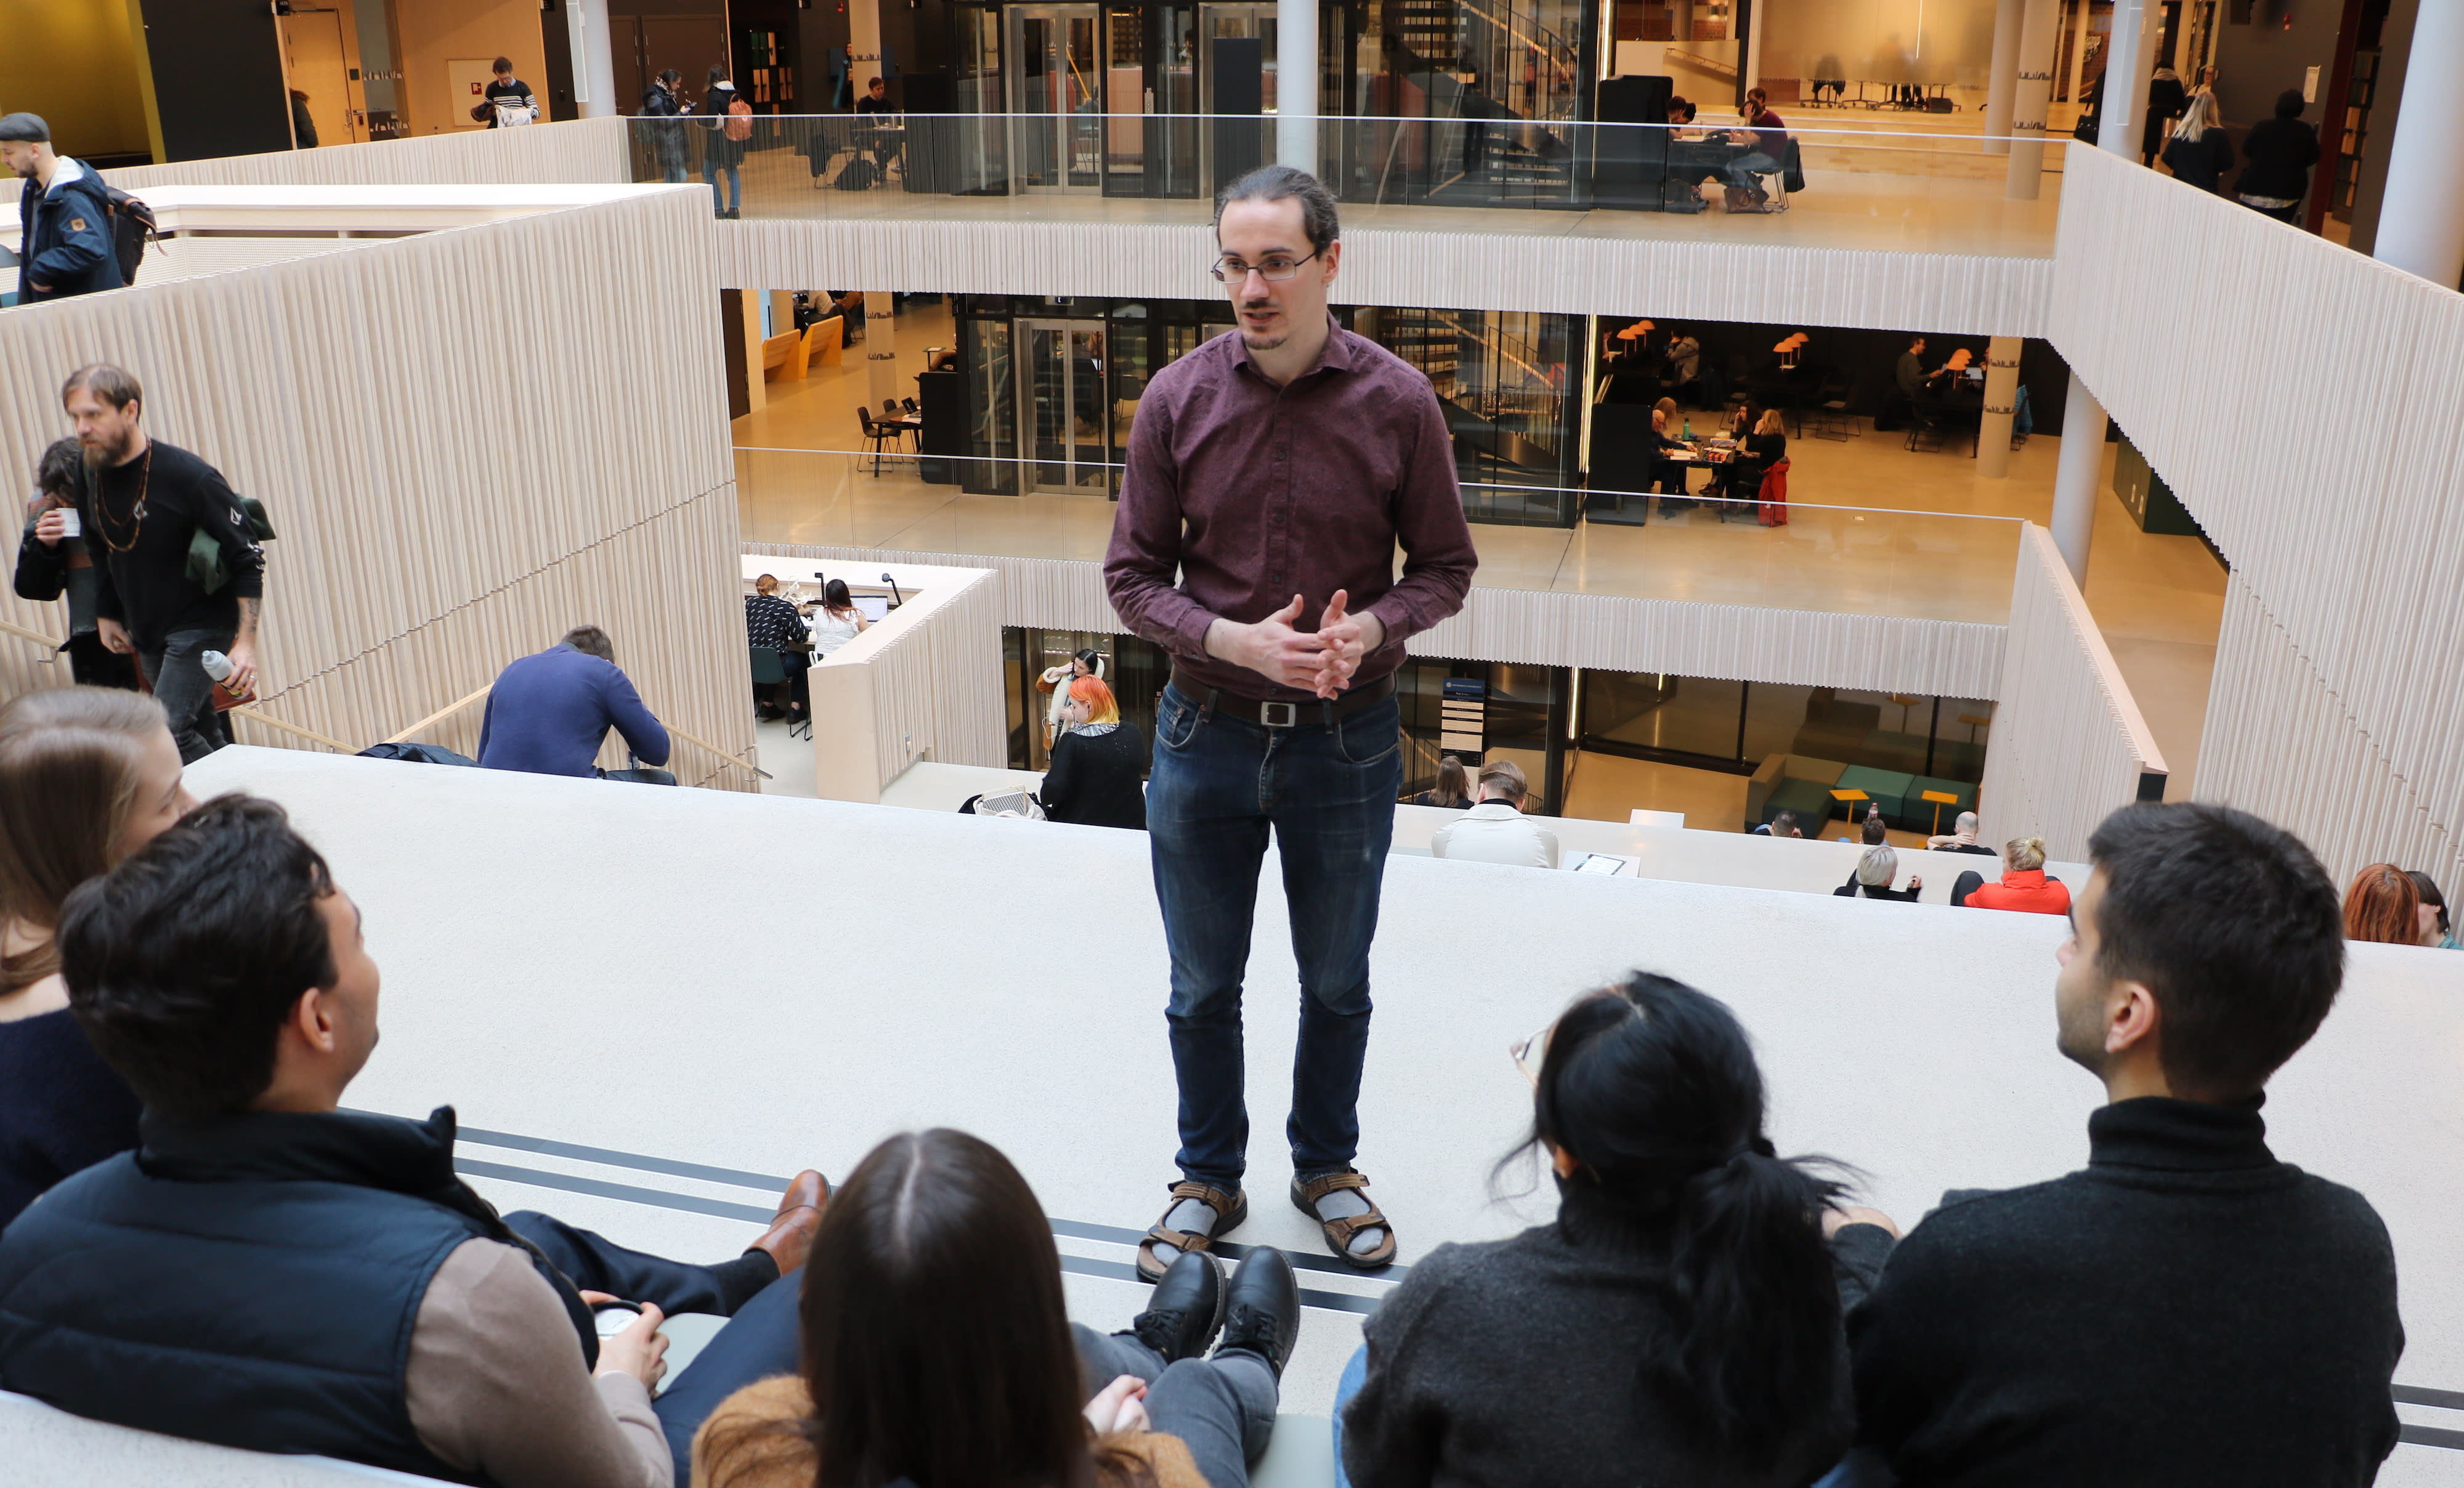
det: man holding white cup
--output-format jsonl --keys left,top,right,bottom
{"left": 14, "top": 434, "right": 139, "bottom": 690}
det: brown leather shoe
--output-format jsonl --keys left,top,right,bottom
{"left": 748, "top": 1170, "right": 828, "bottom": 1276}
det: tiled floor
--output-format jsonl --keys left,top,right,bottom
{"left": 739, "top": 301, "right": 2227, "bottom": 807}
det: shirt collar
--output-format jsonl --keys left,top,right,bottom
{"left": 1232, "top": 314, "right": 1353, "bottom": 382}
{"left": 1467, "top": 800, "right": 1523, "bottom": 819}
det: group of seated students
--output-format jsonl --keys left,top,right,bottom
{"left": 0, "top": 683, "right": 2417, "bottom": 1488}
{"left": 1663, "top": 90, "right": 1793, "bottom": 212}
{"left": 1645, "top": 398, "right": 1790, "bottom": 522}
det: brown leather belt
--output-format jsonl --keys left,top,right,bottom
{"left": 1172, "top": 671, "right": 1396, "bottom": 729}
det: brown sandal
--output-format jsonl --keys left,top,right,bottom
{"left": 1137, "top": 1181, "right": 1247, "bottom": 1284}
{"left": 1291, "top": 1170, "right": 1399, "bottom": 1271}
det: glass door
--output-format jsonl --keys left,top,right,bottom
{"left": 1007, "top": 5, "right": 1104, "bottom": 193}
{"left": 1016, "top": 319, "right": 1111, "bottom": 495}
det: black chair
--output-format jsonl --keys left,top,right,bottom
{"left": 857, "top": 407, "right": 898, "bottom": 475}
{"left": 1807, "top": 377, "right": 1858, "bottom": 440}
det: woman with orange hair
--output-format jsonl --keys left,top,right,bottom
{"left": 1040, "top": 676, "right": 1148, "bottom": 831}
{"left": 2342, "top": 863, "right": 2424, "bottom": 945}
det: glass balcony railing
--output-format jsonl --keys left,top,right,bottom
{"left": 635, "top": 113, "right": 2062, "bottom": 252}
{"left": 732, "top": 445, "right": 2024, "bottom": 628}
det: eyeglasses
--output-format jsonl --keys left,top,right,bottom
{"left": 1210, "top": 250, "right": 1321, "bottom": 284}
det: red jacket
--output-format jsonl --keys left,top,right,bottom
{"left": 1965, "top": 867, "right": 2071, "bottom": 915}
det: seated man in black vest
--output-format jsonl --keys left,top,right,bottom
{"left": 1849, "top": 801, "right": 2405, "bottom": 1487}
{"left": 0, "top": 795, "right": 825, "bottom": 1487}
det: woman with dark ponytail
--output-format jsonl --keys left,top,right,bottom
{"left": 1338, "top": 973, "right": 1897, "bottom": 1487}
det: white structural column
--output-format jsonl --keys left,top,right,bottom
{"left": 1985, "top": 0, "right": 2024, "bottom": 155}
{"left": 1742, "top": 0, "right": 1765, "bottom": 96}
{"left": 566, "top": 0, "right": 620, "bottom": 118}
{"left": 2005, "top": 0, "right": 2059, "bottom": 199}
{"left": 2049, "top": 371, "right": 2107, "bottom": 581}
{"left": 1278, "top": 0, "right": 1319, "bottom": 170}
{"left": 2096, "top": 0, "right": 2157, "bottom": 160}
{"left": 2373, "top": 0, "right": 2464, "bottom": 288}
{"left": 1976, "top": 334, "right": 2025, "bottom": 478}
{"left": 849, "top": 0, "right": 884, "bottom": 113}
{"left": 865, "top": 289, "right": 900, "bottom": 409}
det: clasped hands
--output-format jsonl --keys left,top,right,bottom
{"left": 1207, "top": 589, "right": 1382, "bottom": 700}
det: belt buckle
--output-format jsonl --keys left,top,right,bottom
{"left": 1259, "top": 701, "right": 1298, "bottom": 729}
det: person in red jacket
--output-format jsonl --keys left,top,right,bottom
{"left": 1951, "top": 835, "right": 2072, "bottom": 915}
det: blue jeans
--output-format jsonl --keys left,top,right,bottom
{"left": 1331, "top": 1341, "right": 1368, "bottom": 1488}
{"left": 136, "top": 626, "right": 235, "bottom": 764}
{"left": 1724, "top": 150, "right": 1782, "bottom": 193}
{"left": 704, "top": 160, "right": 740, "bottom": 212}
{"left": 1146, "top": 682, "right": 1403, "bottom": 1191}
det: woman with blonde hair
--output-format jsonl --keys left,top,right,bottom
{"left": 1040, "top": 676, "right": 1148, "bottom": 830}
{"left": 1950, "top": 834, "right": 2072, "bottom": 914}
{"left": 2160, "top": 89, "right": 2234, "bottom": 193}
{"left": 0, "top": 687, "right": 195, "bottom": 1226}
{"left": 2342, "top": 865, "right": 2423, "bottom": 946}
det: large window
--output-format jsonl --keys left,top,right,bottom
{"left": 1578, "top": 669, "right": 1992, "bottom": 785}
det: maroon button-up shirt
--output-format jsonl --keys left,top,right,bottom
{"left": 1103, "top": 319, "right": 1479, "bottom": 705}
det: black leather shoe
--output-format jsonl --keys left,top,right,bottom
{"left": 1214, "top": 1247, "right": 1300, "bottom": 1380}
{"left": 1131, "top": 1248, "right": 1226, "bottom": 1364}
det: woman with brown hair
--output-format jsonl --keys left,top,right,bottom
{"left": 693, "top": 1128, "right": 1299, "bottom": 1488}
{"left": 1408, "top": 754, "right": 1473, "bottom": 809}
{"left": 2343, "top": 864, "right": 2423, "bottom": 945}
{"left": 0, "top": 686, "right": 194, "bottom": 1226}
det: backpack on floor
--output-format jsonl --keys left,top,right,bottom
{"left": 833, "top": 156, "right": 880, "bottom": 192}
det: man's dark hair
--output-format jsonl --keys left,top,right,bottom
{"left": 1861, "top": 814, "right": 1887, "bottom": 846}
{"left": 868, "top": 76, "right": 885, "bottom": 89}
{"left": 36, "top": 437, "right": 81, "bottom": 499}
{"left": 561, "top": 625, "right": 615, "bottom": 663}
{"left": 492, "top": 56, "right": 513, "bottom": 75}
{"left": 1668, "top": 97, "right": 1695, "bottom": 121}
{"left": 659, "top": 68, "right": 681, "bottom": 86}
{"left": 60, "top": 363, "right": 142, "bottom": 412}
{"left": 59, "top": 795, "right": 339, "bottom": 1121}
{"left": 1770, "top": 809, "right": 1798, "bottom": 836}
{"left": 1213, "top": 164, "right": 1340, "bottom": 256}
{"left": 2274, "top": 89, "right": 2306, "bottom": 119}
{"left": 0, "top": 112, "right": 50, "bottom": 145}
{"left": 2085, "top": 802, "right": 2344, "bottom": 1099}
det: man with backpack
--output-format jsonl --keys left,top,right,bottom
{"left": 1, "top": 113, "right": 125, "bottom": 304}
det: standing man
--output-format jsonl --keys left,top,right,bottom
{"left": 1, "top": 113, "right": 124, "bottom": 305}
{"left": 62, "top": 365, "right": 265, "bottom": 764}
{"left": 1104, "top": 164, "right": 1477, "bottom": 1282}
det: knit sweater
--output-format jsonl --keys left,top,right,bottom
{"left": 1342, "top": 1213, "right": 1895, "bottom": 1488}
{"left": 1850, "top": 1096, "right": 2402, "bottom": 1487}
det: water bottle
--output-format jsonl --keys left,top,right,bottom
{"left": 1682, "top": 416, "right": 1693, "bottom": 441}
{"left": 201, "top": 650, "right": 253, "bottom": 710}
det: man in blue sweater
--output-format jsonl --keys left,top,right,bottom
{"left": 477, "top": 626, "right": 671, "bottom": 778}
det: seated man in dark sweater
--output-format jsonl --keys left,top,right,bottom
{"left": 0, "top": 796, "right": 828, "bottom": 1487}
{"left": 1849, "top": 801, "right": 2404, "bottom": 1487}
{"left": 477, "top": 625, "right": 671, "bottom": 779}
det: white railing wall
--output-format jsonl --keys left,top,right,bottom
{"left": 806, "top": 567, "right": 1008, "bottom": 799}
{"left": 751, "top": 543, "right": 2009, "bottom": 700}
{"left": 2051, "top": 143, "right": 2464, "bottom": 888}
{"left": 1976, "top": 524, "right": 2167, "bottom": 860}
{"left": 102, "top": 119, "right": 630, "bottom": 191}
{"left": 0, "top": 186, "right": 758, "bottom": 787}
{"left": 719, "top": 219, "right": 2054, "bottom": 339}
